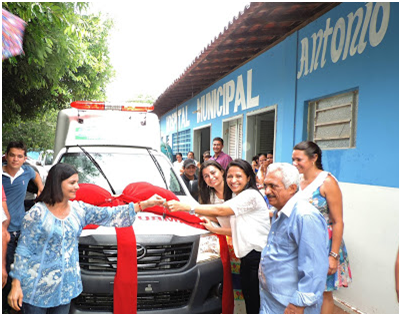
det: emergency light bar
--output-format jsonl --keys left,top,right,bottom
{"left": 71, "top": 101, "right": 154, "bottom": 112}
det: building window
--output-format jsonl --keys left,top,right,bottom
{"left": 172, "top": 129, "right": 191, "bottom": 156}
{"left": 224, "top": 118, "right": 243, "bottom": 160}
{"left": 308, "top": 90, "right": 358, "bottom": 149}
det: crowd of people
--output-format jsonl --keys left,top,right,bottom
{"left": 166, "top": 137, "right": 354, "bottom": 314}
{"left": 7, "top": 137, "right": 399, "bottom": 313}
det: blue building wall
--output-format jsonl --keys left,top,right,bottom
{"left": 294, "top": 2, "right": 399, "bottom": 188}
{"left": 254, "top": 34, "right": 297, "bottom": 162}
{"left": 160, "top": 34, "right": 298, "bottom": 162}
{"left": 160, "top": 2, "right": 399, "bottom": 189}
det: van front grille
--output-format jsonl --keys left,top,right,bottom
{"left": 73, "top": 291, "right": 192, "bottom": 311}
{"left": 79, "top": 242, "right": 193, "bottom": 272}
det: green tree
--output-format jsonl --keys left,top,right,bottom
{"left": 2, "top": 109, "right": 58, "bottom": 153}
{"left": 2, "top": 2, "right": 115, "bottom": 124}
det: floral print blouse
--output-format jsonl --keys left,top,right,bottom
{"left": 10, "top": 201, "right": 136, "bottom": 308}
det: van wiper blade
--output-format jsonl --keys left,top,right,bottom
{"left": 77, "top": 145, "right": 116, "bottom": 195}
{"left": 147, "top": 148, "right": 169, "bottom": 190}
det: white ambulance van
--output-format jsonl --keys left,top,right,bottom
{"left": 52, "top": 101, "right": 223, "bottom": 314}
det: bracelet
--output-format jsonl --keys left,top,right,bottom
{"left": 138, "top": 202, "right": 143, "bottom": 212}
{"left": 189, "top": 206, "right": 195, "bottom": 215}
{"left": 329, "top": 251, "right": 339, "bottom": 259}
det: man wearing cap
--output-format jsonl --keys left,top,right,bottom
{"left": 181, "top": 159, "right": 198, "bottom": 201}
{"left": 210, "top": 137, "right": 232, "bottom": 170}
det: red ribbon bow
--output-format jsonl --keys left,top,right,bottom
{"left": 74, "top": 182, "right": 233, "bottom": 314}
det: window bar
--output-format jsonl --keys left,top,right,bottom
{"left": 315, "top": 102, "right": 351, "bottom": 113}
{"left": 315, "top": 118, "right": 351, "bottom": 127}
{"left": 313, "top": 101, "right": 318, "bottom": 143}
{"left": 314, "top": 135, "right": 351, "bottom": 141}
{"left": 350, "top": 93, "right": 355, "bottom": 147}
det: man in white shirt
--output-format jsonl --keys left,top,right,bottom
{"left": 173, "top": 152, "right": 184, "bottom": 174}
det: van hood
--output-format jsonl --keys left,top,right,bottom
{"left": 81, "top": 212, "right": 208, "bottom": 237}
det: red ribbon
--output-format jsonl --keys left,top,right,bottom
{"left": 217, "top": 234, "right": 235, "bottom": 314}
{"left": 74, "top": 182, "right": 233, "bottom": 314}
{"left": 114, "top": 227, "right": 137, "bottom": 314}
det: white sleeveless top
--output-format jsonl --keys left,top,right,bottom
{"left": 297, "top": 171, "right": 329, "bottom": 200}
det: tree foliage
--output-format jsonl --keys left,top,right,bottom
{"left": 2, "top": 109, "right": 58, "bottom": 152}
{"left": 2, "top": 2, "right": 115, "bottom": 124}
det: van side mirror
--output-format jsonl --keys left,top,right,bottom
{"left": 189, "top": 180, "right": 199, "bottom": 201}
{"left": 45, "top": 154, "right": 53, "bottom": 165}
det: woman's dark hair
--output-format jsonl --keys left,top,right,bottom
{"left": 224, "top": 159, "right": 262, "bottom": 201}
{"left": 37, "top": 163, "right": 78, "bottom": 206}
{"left": 198, "top": 160, "right": 231, "bottom": 204}
{"left": 252, "top": 155, "right": 259, "bottom": 162}
{"left": 293, "top": 141, "right": 323, "bottom": 170}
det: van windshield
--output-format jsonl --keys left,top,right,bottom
{"left": 59, "top": 150, "right": 185, "bottom": 195}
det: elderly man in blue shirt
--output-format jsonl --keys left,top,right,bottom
{"left": 259, "top": 163, "right": 329, "bottom": 314}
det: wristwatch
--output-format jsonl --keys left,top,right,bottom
{"left": 189, "top": 206, "right": 196, "bottom": 215}
{"left": 329, "top": 251, "right": 339, "bottom": 259}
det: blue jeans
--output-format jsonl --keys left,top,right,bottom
{"left": 22, "top": 302, "right": 71, "bottom": 314}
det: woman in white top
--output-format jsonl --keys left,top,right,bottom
{"left": 198, "top": 160, "right": 245, "bottom": 313}
{"left": 167, "top": 159, "right": 270, "bottom": 314}
{"left": 197, "top": 160, "right": 230, "bottom": 233}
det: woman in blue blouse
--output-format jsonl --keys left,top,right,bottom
{"left": 7, "top": 163, "right": 164, "bottom": 314}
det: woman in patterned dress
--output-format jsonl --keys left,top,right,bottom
{"left": 7, "top": 163, "right": 164, "bottom": 314}
{"left": 292, "top": 141, "right": 352, "bottom": 314}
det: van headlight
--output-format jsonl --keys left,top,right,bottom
{"left": 196, "top": 234, "right": 220, "bottom": 263}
